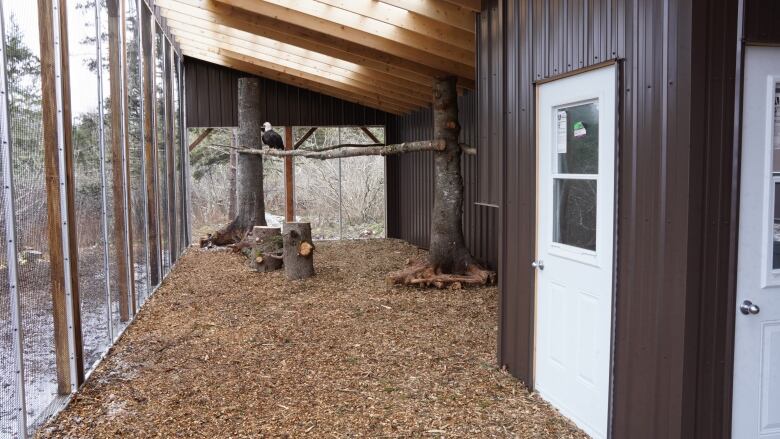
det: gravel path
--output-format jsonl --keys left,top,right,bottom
{"left": 36, "top": 239, "right": 586, "bottom": 438}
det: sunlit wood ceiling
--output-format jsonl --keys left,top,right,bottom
{"left": 156, "top": 0, "right": 477, "bottom": 114}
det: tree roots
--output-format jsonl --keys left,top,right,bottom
{"left": 386, "top": 259, "right": 496, "bottom": 289}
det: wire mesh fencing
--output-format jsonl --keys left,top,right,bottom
{"left": 0, "top": 0, "right": 190, "bottom": 437}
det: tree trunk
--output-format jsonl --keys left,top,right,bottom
{"left": 205, "top": 78, "right": 266, "bottom": 246}
{"left": 250, "top": 226, "right": 284, "bottom": 272}
{"left": 428, "top": 76, "right": 472, "bottom": 274}
{"left": 282, "top": 222, "right": 315, "bottom": 280}
{"left": 228, "top": 129, "right": 237, "bottom": 219}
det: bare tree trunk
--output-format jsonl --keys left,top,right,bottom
{"left": 206, "top": 78, "right": 266, "bottom": 246}
{"left": 228, "top": 129, "right": 237, "bottom": 219}
{"left": 428, "top": 76, "right": 471, "bottom": 274}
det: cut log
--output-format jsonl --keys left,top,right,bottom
{"left": 282, "top": 222, "right": 315, "bottom": 280}
{"left": 250, "top": 226, "right": 284, "bottom": 272}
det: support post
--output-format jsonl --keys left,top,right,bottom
{"left": 108, "top": 0, "right": 131, "bottom": 322}
{"left": 38, "top": 0, "right": 84, "bottom": 392}
{"left": 284, "top": 126, "right": 294, "bottom": 222}
{"left": 119, "top": 0, "right": 137, "bottom": 316}
{"left": 141, "top": 5, "right": 160, "bottom": 286}
{"left": 165, "top": 39, "right": 177, "bottom": 265}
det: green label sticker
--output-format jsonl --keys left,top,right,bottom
{"left": 573, "top": 121, "right": 586, "bottom": 138}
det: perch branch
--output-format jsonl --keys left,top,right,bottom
{"left": 237, "top": 139, "right": 447, "bottom": 160}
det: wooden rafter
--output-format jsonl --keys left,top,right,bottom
{"left": 180, "top": 48, "right": 409, "bottom": 114}
{"left": 161, "top": 15, "right": 433, "bottom": 97}
{"left": 216, "top": 0, "right": 475, "bottom": 77}
{"left": 311, "top": 0, "right": 474, "bottom": 50}
{"left": 180, "top": 42, "right": 419, "bottom": 112}
{"left": 156, "top": 0, "right": 461, "bottom": 88}
{"left": 377, "top": 0, "right": 475, "bottom": 33}
{"left": 170, "top": 27, "right": 431, "bottom": 108}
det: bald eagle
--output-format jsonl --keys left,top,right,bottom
{"left": 261, "top": 122, "right": 285, "bottom": 150}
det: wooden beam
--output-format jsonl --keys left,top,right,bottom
{"left": 165, "top": 39, "right": 178, "bottom": 265}
{"left": 155, "top": 0, "right": 475, "bottom": 89}
{"left": 284, "top": 127, "right": 294, "bottom": 222}
{"left": 162, "top": 15, "right": 433, "bottom": 97}
{"left": 360, "top": 126, "right": 382, "bottom": 145}
{"left": 188, "top": 127, "right": 214, "bottom": 151}
{"left": 142, "top": 4, "right": 161, "bottom": 286}
{"left": 180, "top": 48, "right": 410, "bottom": 114}
{"left": 166, "top": 23, "right": 432, "bottom": 104}
{"left": 442, "top": 0, "right": 481, "bottom": 12}
{"left": 377, "top": 0, "right": 475, "bottom": 33}
{"left": 121, "top": 0, "right": 137, "bottom": 316}
{"left": 38, "top": 0, "right": 85, "bottom": 392}
{"left": 218, "top": 0, "right": 475, "bottom": 75}
{"left": 311, "top": 0, "right": 474, "bottom": 50}
{"left": 179, "top": 40, "right": 425, "bottom": 110}
{"left": 293, "top": 127, "right": 317, "bottom": 149}
{"left": 108, "top": 0, "right": 132, "bottom": 322}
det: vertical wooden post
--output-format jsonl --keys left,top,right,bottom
{"left": 120, "top": 0, "right": 137, "bottom": 315}
{"left": 141, "top": 5, "right": 160, "bottom": 286}
{"left": 284, "top": 127, "right": 294, "bottom": 222}
{"left": 107, "top": 0, "right": 131, "bottom": 322}
{"left": 38, "top": 0, "right": 84, "bottom": 392}
{"left": 165, "top": 39, "right": 177, "bottom": 264}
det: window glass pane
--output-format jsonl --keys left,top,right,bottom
{"left": 554, "top": 178, "right": 597, "bottom": 251}
{"left": 774, "top": 182, "right": 780, "bottom": 270}
{"left": 557, "top": 102, "right": 599, "bottom": 174}
{"left": 773, "top": 83, "right": 780, "bottom": 270}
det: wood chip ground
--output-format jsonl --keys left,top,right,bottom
{"left": 37, "top": 239, "right": 587, "bottom": 438}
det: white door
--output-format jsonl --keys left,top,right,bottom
{"left": 534, "top": 65, "right": 616, "bottom": 439}
{"left": 734, "top": 46, "right": 780, "bottom": 439}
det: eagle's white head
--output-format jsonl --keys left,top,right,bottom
{"left": 262, "top": 122, "right": 273, "bottom": 132}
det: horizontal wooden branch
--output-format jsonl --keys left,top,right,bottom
{"left": 238, "top": 139, "right": 446, "bottom": 160}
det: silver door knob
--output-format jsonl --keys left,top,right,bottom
{"left": 531, "top": 260, "right": 544, "bottom": 270}
{"left": 740, "top": 300, "right": 760, "bottom": 315}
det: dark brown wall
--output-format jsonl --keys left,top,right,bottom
{"left": 476, "top": 1, "right": 502, "bottom": 206}
{"left": 184, "top": 58, "right": 392, "bottom": 128}
{"left": 745, "top": 0, "right": 780, "bottom": 44}
{"left": 493, "top": 0, "right": 742, "bottom": 438}
{"left": 386, "top": 91, "right": 498, "bottom": 269}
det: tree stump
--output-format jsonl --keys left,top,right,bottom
{"left": 282, "top": 222, "right": 315, "bottom": 280}
{"left": 250, "top": 226, "right": 284, "bottom": 272}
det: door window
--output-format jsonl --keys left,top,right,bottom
{"left": 553, "top": 101, "right": 599, "bottom": 251}
{"left": 772, "top": 84, "right": 780, "bottom": 270}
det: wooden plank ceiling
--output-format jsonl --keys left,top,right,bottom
{"left": 157, "top": 0, "right": 477, "bottom": 115}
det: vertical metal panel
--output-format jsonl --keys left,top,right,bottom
{"left": 495, "top": 0, "right": 743, "bottom": 437}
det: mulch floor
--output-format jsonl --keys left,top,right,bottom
{"left": 37, "top": 239, "right": 587, "bottom": 438}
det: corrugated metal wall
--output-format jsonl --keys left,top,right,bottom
{"left": 386, "top": 91, "right": 498, "bottom": 269}
{"left": 745, "top": 0, "right": 780, "bottom": 44}
{"left": 493, "top": 0, "right": 743, "bottom": 437}
{"left": 184, "top": 58, "right": 392, "bottom": 128}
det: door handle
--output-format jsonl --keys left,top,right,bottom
{"left": 740, "top": 300, "right": 760, "bottom": 315}
{"left": 531, "top": 260, "right": 544, "bottom": 270}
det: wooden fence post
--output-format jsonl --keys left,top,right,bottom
{"left": 165, "top": 39, "right": 177, "bottom": 264}
{"left": 108, "top": 0, "right": 131, "bottom": 322}
{"left": 141, "top": 5, "right": 160, "bottom": 286}
{"left": 38, "top": 0, "right": 84, "bottom": 392}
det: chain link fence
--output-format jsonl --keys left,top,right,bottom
{"left": 0, "top": 0, "right": 189, "bottom": 437}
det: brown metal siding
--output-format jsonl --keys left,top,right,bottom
{"left": 745, "top": 0, "right": 780, "bottom": 44}
{"left": 477, "top": 1, "right": 502, "bottom": 206}
{"left": 497, "top": 0, "right": 742, "bottom": 437}
{"left": 184, "top": 58, "right": 392, "bottom": 128}
{"left": 386, "top": 92, "right": 498, "bottom": 270}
